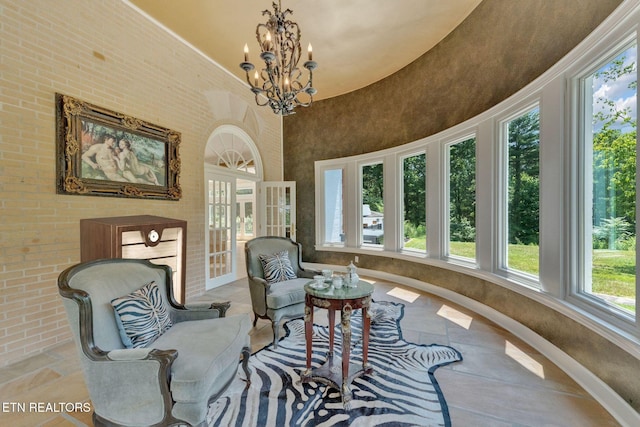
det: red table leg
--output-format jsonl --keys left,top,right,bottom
{"left": 362, "top": 305, "right": 371, "bottom": 372}
{"left": 304, "top": 301, "right": 314, "bottom": 377}
{"left": 341, "top": 304, "right": 353, "bottom": 406}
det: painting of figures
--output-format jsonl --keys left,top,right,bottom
{"left": 56, "top": 93, "right": 181, "bottom": 200}
{"left": 80, "top": 119, "right": 166, "bottom": 186}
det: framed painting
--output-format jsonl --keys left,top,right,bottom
{"left": 55, "top": 93, "right": 181, "bottom": 200}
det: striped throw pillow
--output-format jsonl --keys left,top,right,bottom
{"left": 259, "top": 250, "right": 297, "bottom": 284}
{"left": 111, "top": 281, "right": 173, "bottom": 348}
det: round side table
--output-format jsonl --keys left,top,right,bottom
{"left": 301, "top": 280, "right": 374, "bottom": 408}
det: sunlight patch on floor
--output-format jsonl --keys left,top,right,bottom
{"left": 437, "top": 305, "right": 473, "bottom": 329}
{"left": 386, "top": 287, "right": 420, "bottom": 303}
{"left": 505, "top": 340, "right": 545, "bottom": 378}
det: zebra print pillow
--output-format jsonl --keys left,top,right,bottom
{"left": 258, "top": 250, "right": 297, "bottom": 284}
{"left": 111, "top": 281, "right": 173, "bottom": 349}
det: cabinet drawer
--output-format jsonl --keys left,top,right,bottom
{"left": 121, "top": 241, "right": 178, "bottom": 259}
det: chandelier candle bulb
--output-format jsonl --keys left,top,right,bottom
{"left": 244, "top": 43, "right": 249, "bottom": 62}
{"left": 254, "top": 71, "right": 259, "bottom": 86}
{"left": 264, "top": 32, "right": 272, "bottom": 51}
{"left": 308, "top": 43, "right": 312, "bottom": 61}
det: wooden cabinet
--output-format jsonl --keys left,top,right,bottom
{"left": 80, "top": 215, "right": 187, "bottom": 304}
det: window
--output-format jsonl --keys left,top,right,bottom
{"left": 323, "top": 168, "right": 344, "bottom": 245}
{"left": 362, "top": 162, "right": 384, "bottom": 246}
{"left": 402, "top": 153, "right": 426, "bottom": 253}
{"left": 502, "top": 107, "right": 540, "bottom": 278}
{"left": 447, "top": 137, "right": 476, "bottom": 260}
{"left": 312, "top": 3, "right": 639, "bottom": 342}
{"left": 579, "top": 40, "right": 637, "bottom": 318}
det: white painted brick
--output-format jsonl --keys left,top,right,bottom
{"left": 0, "top": 0, "right": 283, "bottom": 367}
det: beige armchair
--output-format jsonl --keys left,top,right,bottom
{"left": 245, "top": 236, "right": 318, "bottom": 347}
{"left": 58, "top": 258, "right": 251, "bottom": 427}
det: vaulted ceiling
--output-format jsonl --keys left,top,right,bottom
{"left": 129, "top": 0, "right": 482, "bottom": 100}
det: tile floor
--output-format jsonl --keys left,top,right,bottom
{"left": 0, "top": 276, "right": 621, "bottom": 426}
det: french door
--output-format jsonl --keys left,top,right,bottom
{"left": 205, "top": 173, "right": 236, "bottom": 289}
{"left": 205, "top": 173, "right": 296, "bottom": 289}
{"left": 258, "top": 181, "right": 296, "bottom": 240}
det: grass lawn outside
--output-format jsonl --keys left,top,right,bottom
{"left": 405, "top": 237, "right": 635, "bottom": 313}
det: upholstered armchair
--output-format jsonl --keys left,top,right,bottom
{"left": 245, "top": 236, "right": 318, "bottom": 347}
{"left": 58, "top": 258, "right": 251, "bottom": 427}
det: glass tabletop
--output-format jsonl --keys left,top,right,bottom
{"left": 304, "top": 280, "right": 374, "bottom": 300}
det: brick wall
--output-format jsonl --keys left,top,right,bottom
{"left": 0, "top": 0, "right": 282, "bottom": 367}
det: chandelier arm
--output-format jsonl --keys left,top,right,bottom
{"left": 254, "top": 91, "right": 271, "bottom": 108}
{"left": 264, "top": 68, "right": 285, "bottom": 103}
{"left": 243, "top": 70, "right": 256, "bottom": 89}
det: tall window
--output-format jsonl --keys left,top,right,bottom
{"left": 402, "top": 153, "right": 426, "bottom": 253}
{"left": 581, "top": 41, "right": 637, "bottom": 317}
{"left": 505, "top": 107, "right": 540, "bottom": 277}
{"left": 323, "top": 168, "right": 344, "bottom": 245}
{"left": 448, "top": 137, "right": 476, "bottom": 260}
{"left": 362, "top": 162, "right": 384, "bottom": 246}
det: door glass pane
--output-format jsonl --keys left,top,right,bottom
{"left": 362, "top": 163, "right": 384, "bottom": 246}
{"left": 285, "top": 187, "right": 291, "bottom": 238}
{"left": 212, "top": 218, "right": 217, "bottom": 252}
{"left": 402, "top": 154, "right": 426, "bottom": 253}
{"left": 585, "top": 42, "right": 637, "bottom": 315}
{"left": 244, "top": 202, "right": 253, "bottom": 234}
{"left": 266, "top": 205, "right": 272, "bottom": 232}
{"left": 236, "top": 202, "right": 241, "bottom": 233}
{"left": 449, "top": 138, "right": 476, "bottom": 260}
{"left": 506, "top": 107, "right": 540, "bottom": 277}
{"left": 236, "top": 185, "right": 255, "bottom": 240}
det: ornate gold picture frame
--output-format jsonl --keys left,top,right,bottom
{"left": 55, "top": 93, "right": 181, "bottom": 200}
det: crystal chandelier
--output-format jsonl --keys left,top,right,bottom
{"left": 240, "top": 1, "right": 317, "bottom": 115}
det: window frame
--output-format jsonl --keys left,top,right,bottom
{"left": 444, "top": 133, "right": 478, "bottom": 265}
{"left": 567, "top": 31, "right": 639, "bottom": 330}
{"left": 358, "top": 157, "right": 386, "bottom": 249}
{"left": 496, "top": 102, "right": 542, "bottom": 288}
{"left": 399, "top": 149, "right": 428, "bottom": 255}
{"left": 314, "top": 162, "right": 348, "bottom": 248}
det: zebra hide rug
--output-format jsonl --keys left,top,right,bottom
{"left": 207, "top": 301, "right": 462, "bottom": 427}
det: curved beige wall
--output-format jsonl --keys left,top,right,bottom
{"left": 282, "top": 0, "right": 640, "bottom": 411}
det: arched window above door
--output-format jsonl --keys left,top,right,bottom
{"left": 205, "top": 125, "right": 263, "bottom": 178}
